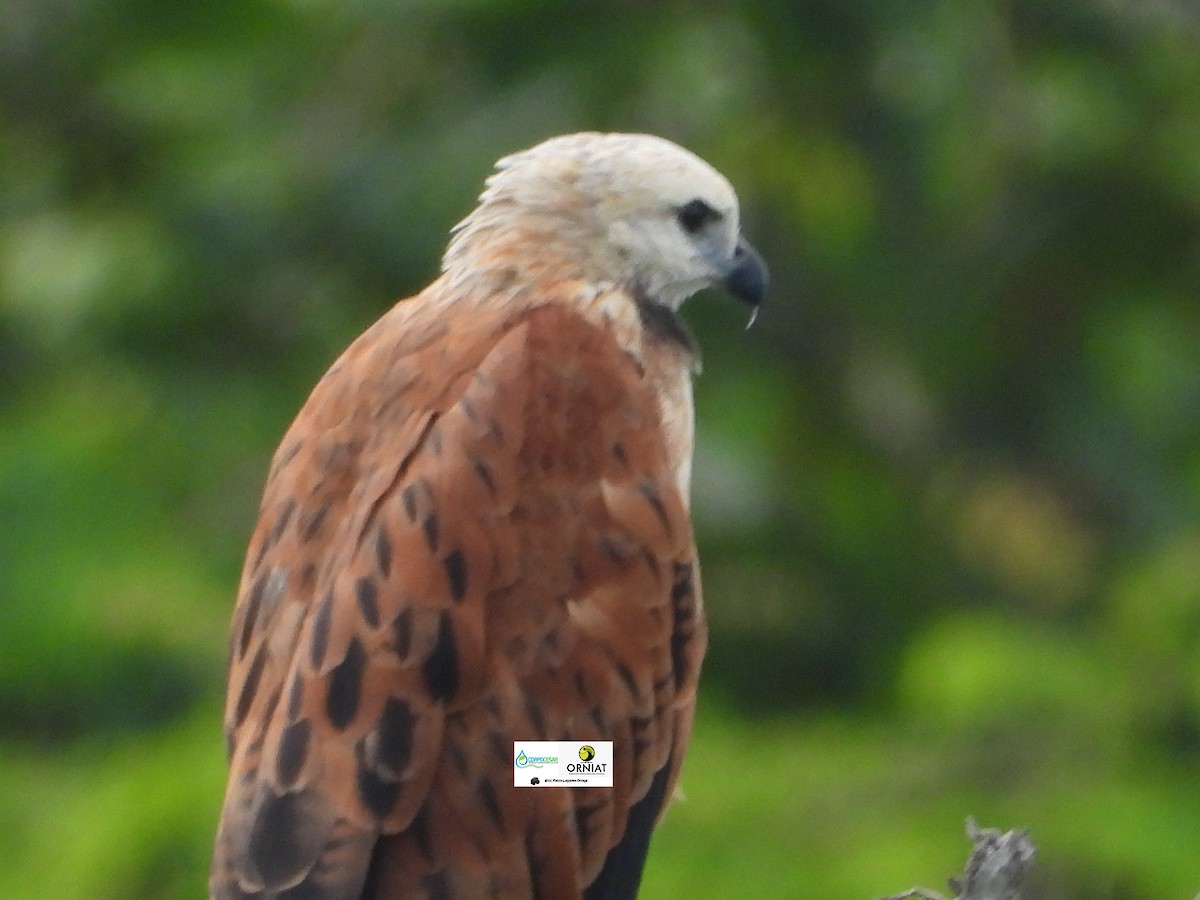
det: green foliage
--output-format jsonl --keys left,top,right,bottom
{"left": 2, "top": 0, "right": 1199, "bottom": 896}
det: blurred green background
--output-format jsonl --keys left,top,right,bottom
{"left": 3, "top": 1, "right": 1200, "bottom": 897}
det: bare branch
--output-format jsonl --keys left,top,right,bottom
{"left": 879, "top": 819, "right": 1036, "bottom": 900}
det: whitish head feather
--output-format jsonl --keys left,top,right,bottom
{"left": 444, "top": 133, "right": 745, "bottom": 309}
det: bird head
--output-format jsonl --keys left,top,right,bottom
{"left": 444, "top": 132, "right": 768, "bottom": 315}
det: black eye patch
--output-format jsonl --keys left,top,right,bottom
{"left": 676, "top": 198, "right": 722, "bottom": 234}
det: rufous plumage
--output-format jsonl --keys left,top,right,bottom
{"left": 210, "top": 132, "right": 767, "bottom": 900}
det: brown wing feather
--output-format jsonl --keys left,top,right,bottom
{"left": 211, "top": 285, "right": 705, "bottom": 900}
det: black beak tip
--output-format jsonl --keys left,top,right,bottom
{"left": 723, "top": 238, "right": 769, "bottom": 309}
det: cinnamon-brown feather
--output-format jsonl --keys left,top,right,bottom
{"left": 212, "top": 278, "right": 704, "bottom": 900}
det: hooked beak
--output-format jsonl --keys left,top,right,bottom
{"left": 721, "top": 236, "right": 768, "bottom": 312}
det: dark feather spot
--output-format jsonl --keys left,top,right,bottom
{"left": 410, "top": 807, "right": 435, "bottom": 862}
{"left": 478, "top": 778, "right": 503, "bottom": 828}
{"left": 599, "top": 535, "right": 628, "bottom": 563}
{"left": 235, "top": 644, "right": 268, "bottom": 727}
{"left": 488, "top": 731, "right": 508, "bottom": 765}
{"left": 392, "top": 607, "right": 413, "bottom": 659}
{"left": 574, "top": 799, "right": 606, "bottom": 849}
{"left": 299, "top": 563, "right": 317, "bottom": 592}
{"left": 275, "top": 439, "right": 304, "bottom": 472}
{"left": 401, "top": 484, "right": 419, "bottom": 522}
{"left": 247, "top": 791, "right": 324, "bottom": 888}
{"left": 527, "top": 828, "right": 551, "bottom": 900}
{"left": 375, "top": 527, "right": 393, "bottom": 578}
{"left": 472, "top": 457, "right": 497, "bottom": 496}
{"left": 238, "top": 572, "right": 269, "bottom": 659}
{"left": 310, "top": 595, "right": 333, "bottom": 669}
{"left": 638, "top": 482, "right": 673, "bottom": 536}
{"left": 447, "top": 741, "right": 468, "bottom": 775}
{"left": 373, "top": 697, "right": 416, "bottom": 777}
{"left": 623, "top": 348, "right": 647, "bottom": 378}
{"left": 670, "top": 562, "right": 694, "bottom": 603}
{"left": 324, "top": 439, "right": 362, "bottom": 470}
{"left": 261, "top": 686, "right": 282, "bottom": 727}
{"left": 487, "top": 416, "right": 505, "bottom": 444}
{"left": 443, "top": 549, "right": 468, "bottom": 602}
{"left": 422, "top": 512, "right": 439, "bottom": 551}
{"left": 356, "top": 577, "right": 380, "bottom": 628}
{"left": 459, "top": 395, "right": 479, "bottom": 422}
{"left": 357, "top": 763, "right": 401, "bottom": 820}
{"left": 422, "top": 612, "right": 458, "bottom": 702}
{"left": 671, "top": 630, "right": 694, "bottom": 690}
{"left": 611, "top": 442, "right": 630, "bottom": 470}
{"left": 300, "top": 505, "right": 328, "bottom": 542}
{"left": 524, "top": 694, "right": 546, "bottom": 738}
{"left": 266, "top": 498, "right": 296, "bottom": 550}
{"left": 276, "top": 719, "right": 311, "bottom": 788}
{"left": 421, "top": 873, "right": 451, "bottom": 900}
{"left": 481, "top": 695, "right": 503, "bottom": 719}
{"left": 286, "top": 672, "right": 305, "bottom": 720}
{"left": 670, "top": 563, "right": 698, "bottom": 688}
{"left": 615, "top": 661, "right": 640, "bottom": 700}
{"left": 326, "top": 638, "right": 367, "bottom": 730}
{"left": 641, "top": 549, "right": 662, "bottom": 582}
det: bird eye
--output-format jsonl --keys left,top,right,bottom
{"left": 676, "top": 198, "right": 721, "bottom": 234}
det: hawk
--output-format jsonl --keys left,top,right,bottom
{"left": 210, "top": 132, "right": 767, "bottom": 900}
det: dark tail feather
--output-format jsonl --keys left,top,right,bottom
{"left": 583, "top": 764, "right": 672, "bottom": 900}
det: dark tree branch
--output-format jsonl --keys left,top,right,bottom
{"left": 879, "top": 819, "right": 1036, "bottom": 900}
